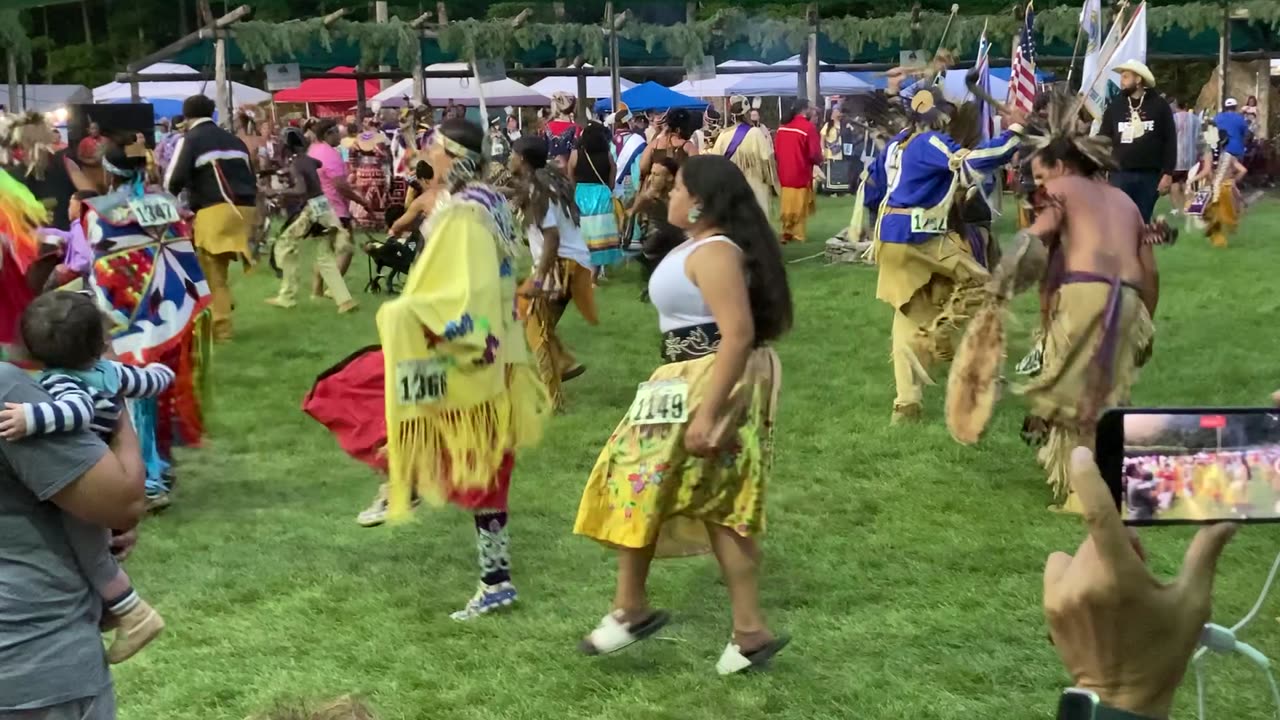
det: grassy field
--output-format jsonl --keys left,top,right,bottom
{"left": 115, "top": 195, "right": 1280, "bottom": 720}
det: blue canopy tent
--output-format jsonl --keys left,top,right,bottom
{"left": 595, "top": 82, "right": 707, "bottom": 113}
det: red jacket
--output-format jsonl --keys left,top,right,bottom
{"left": 774, "top": 116, "right": 822, "bottom": 189}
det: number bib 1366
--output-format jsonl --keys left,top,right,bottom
{"left": 910, "top": 207, "right": 947, "bottom": 234}
{"left": 395, "top": 358, "right": 448, "bottom": 406}
{"left": 128, "top": 195, "right": 180, "bottom": 227}
{"left": 628, "top": 379, "right": 690, "bottom": 426}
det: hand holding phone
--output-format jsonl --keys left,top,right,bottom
{"left": 1096, "top": 408, "right": 1280, "bottom": 525}
{"left": 1045, "top": 448, "right": 1237, "bottom": 719}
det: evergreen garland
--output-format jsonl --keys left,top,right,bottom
{"left": 333, "top": 18, "right": 420, "bottom": 69}
{"left": 233, "top": 19, "right": 334, "bottom": 68}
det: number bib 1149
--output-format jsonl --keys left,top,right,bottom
{"left": 628, "top": 379, "right": 690, "bottom": 426}
{"left": 128, "top": 196, "right": 180, "bottom": 227}
{"left": 395, "top": 358, "right": 448, "bottom": 406}
{"left": 910, "top": 207, "right": 947, "bottom": 234}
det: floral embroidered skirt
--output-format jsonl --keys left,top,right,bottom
{"left": 573, "top": 347, "right": 781, "bottom": 557}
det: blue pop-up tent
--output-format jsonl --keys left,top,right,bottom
{"left": 595, "top": 82, "right": 707, "bottom": 113}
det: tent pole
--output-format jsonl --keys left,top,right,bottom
{"left": 576, "top": 61, "right": 589, "bottom": 123}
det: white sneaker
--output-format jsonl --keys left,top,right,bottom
{"left": 449, "top": 581, "right": 518, "bottom": 621}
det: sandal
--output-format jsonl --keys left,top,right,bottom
{"left": 579, "top": 609, "right": 671, "bottom": 656}
{"left": 715, "top": 634, "right": 791, "bottom": 676}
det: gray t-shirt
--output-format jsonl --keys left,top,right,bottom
{"left": 0, "top": 363, "right": 112, "bottom": 710}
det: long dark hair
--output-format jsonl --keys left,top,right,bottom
{"left": 578, "top": 121, "right": 610, "bottom": 154}
{"left": 665, "top": 108, "right": 694, "bottom": 141}
{"left": 679, "top": 154, "right": 793, "bottom": 343}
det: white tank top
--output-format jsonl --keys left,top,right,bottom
{"left": 648, "top": 235, "right": 740, "bottom": 332}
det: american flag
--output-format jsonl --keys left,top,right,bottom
{"left": 1008, "top": 2, "right": 1037, "bottom": 114}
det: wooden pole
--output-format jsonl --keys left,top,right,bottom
{"left": 410, "top": 11, "right": 432, "bottom": 107}
{"left": 376, "top": 1, "right": 390, "bottom": 92}
{"left": 435, "top": 1, "right": 447, "bottom": 24}
{"left": 607, "top": 2, "right": 621, "bottom": 112}
{"left": 356, "top": 70, "right": 368, "bottom": 120}
{"left": 686, "top": 1, "right": 697, "bottom": 24}
{"left": 6, "top": 53, "right": 19, "bottom": 113}
{"left": 576, "top": 60, "right": 589, "bottom": 123}
{"left": 81, "top": 0, "right": 93, "bottom": 46}
{"left": 215, "top": 31, "right": 229, "bottom": 128}
{"left": 126, "top": 5, "right": 251, "bottom": 73}
{"left": 806, "top": 3, "right": 819, "bottom": 102}
{"left": 1218, "top": 0, "right": 1230, "bottom": 109}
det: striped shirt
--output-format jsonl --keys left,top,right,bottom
{"left": 21, "top": 362, "right": 175, "bottom": 439}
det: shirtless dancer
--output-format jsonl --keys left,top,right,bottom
{"left": 1013, "top": 95, "right": 1160, "bottom": 510}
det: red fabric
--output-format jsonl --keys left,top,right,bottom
{"left": 303, "top": 346, "right": 516, "bottom": 511}
{"left": 545, "top": 120, "right": 581, "bottom": 138}
{"left": 445, "top": 452, "right": 513, "bottom": 512}
{"left": 303, "top": 346, "right": 389, "bottom": 472}
{"left": 0, "top": 243, "right": 35, "bottom": 346}
{"left": 273, "top": 67, "right": 381, "bottom": 104}
{"left": 774, "top": 116, "right": 822, "bottom": 188}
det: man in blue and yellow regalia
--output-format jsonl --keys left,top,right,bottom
{"left": 855, "top": 79, "right": 1026, "bottom": 424}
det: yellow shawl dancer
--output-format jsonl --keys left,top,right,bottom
{"left": 711, "top": 98, "right": 778, "bottom": 220}
{"left": 379, "top": 120, "right": 549, "bottom": 621}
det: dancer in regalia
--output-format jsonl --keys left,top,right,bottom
{"left": 710, "top": 97, "right": 777, "bottom": 219}
{"left": 303, "top": 120, "right": 549, "bottom": 619}
{"left": 574, "top": 155, "right": 792, "bottom": 674}
{"left": 854, "top": 75, "right": 1024, "bottom": 424}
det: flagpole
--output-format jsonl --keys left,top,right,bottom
{"left": 1065, "top": 24, "right": 1085, "bottom": 90}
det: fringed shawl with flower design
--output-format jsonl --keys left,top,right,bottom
{"left": 379, "top": 182, "right": 549, "bottom": 519}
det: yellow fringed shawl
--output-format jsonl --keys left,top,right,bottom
{"left": 379, "top": 188, "right": 549, "bottom": 519}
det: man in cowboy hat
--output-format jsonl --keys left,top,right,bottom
{"left": 1099, "top": 59, "right": 1177, "bottom": 221}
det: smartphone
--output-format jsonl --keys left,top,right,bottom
{"left": 1096, "top": 408, "right": 1280, "bottom": 525}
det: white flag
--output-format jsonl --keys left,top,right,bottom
{"left": 1078, "top": 0, "right": 1104, "bottom": 90}
{"left": 1082, "top": 1, "right": 1148, "bottom": 120}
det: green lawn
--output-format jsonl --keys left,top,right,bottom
{"left": 116, "top": 195, "right": 1280, "bottom": 720}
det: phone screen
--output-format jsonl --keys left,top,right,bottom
{"left": 1097, "top": 408, "right": 1280, "bottom": 525}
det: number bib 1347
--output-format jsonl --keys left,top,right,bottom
{"left": 128, "top": 195, "right": 180, "bottom": 227}
{"left": 628, "top": 379, "right": 690, "bottom": 426}
{"left": 395, "top": 358, "right": 448, "bottom": 406}
{"left": 910, "top": 207, "right": 947, "bottom": 234}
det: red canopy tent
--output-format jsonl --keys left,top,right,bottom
{"left": 272, "top": 67, "right": 381, "bottom": 118}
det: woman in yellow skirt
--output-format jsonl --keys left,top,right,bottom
{"left": 574, "top": 154, "right": 794, "bottom": 674}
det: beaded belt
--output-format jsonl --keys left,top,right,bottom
{"left": 661, "top": 323, "right": 721, "bottom": 364}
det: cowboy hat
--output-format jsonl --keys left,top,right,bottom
{"left": 1114, "top": 60, "right": 1155, "bottom": 87}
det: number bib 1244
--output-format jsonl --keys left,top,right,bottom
{"left": 128, "top": 195, "right": 180, "bottom": 227}
{"left": 628, "top": 379, "right": 690, "bottom": 426}
{"left": 910, "top": 207, "right": 947, "bottom": 234}
{"left": 395, "top": 358, "right": 448, "bottom": 406}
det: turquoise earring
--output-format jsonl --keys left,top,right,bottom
{"left": 687, "top": 205, "right": 702, "bottom": 224}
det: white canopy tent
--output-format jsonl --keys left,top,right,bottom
{"left": 0, "top": 84, "right": 91, "bottom": 113}
{"left": 372, "top": 63, "right": 549, "bottom": 108}
{"left": 724, "top": 55, "right": 874, "bottom": 97}
{"left": 529, "top": 64, "right": 636, "bottom": 99}
{"left": 93, "top": 62, "right": 271, "bottom": 105}
{"left": 669, "top": 60, "right": 768, "bottom": 98}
